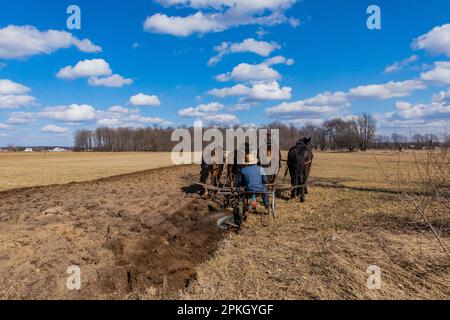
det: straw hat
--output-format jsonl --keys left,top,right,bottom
{"left": 246, "top": 153, "right": 258, "bottom": 165}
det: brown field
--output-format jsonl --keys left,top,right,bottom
{"left": 0, "top": 152, "right": 174, "bottom": 191}
{"left": 0, "top": 151, "right": 448, "bottom": 299}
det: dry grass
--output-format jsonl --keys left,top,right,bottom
{"left": 1, "top": 150, "right": 448, "bottom": 299}
{"left": 0, "top": 152, "right": 173, "bottom": 191}
{"left": 181, "top": 150, "right": 450, "bottom": 300}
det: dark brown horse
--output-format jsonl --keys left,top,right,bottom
{"left": 200, "top": 150, "right": 224, "bottom": 195}
{"left": 287, "top": 137, "right": 314, "bottom": 202}
{"left": 258, "top": 143, "right": 281, "bottom": 186}
{"left": 226, "top": 144, "right": 248, "bottom": 187}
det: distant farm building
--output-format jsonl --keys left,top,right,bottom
{"left": 50, "top": 147, "right": 68, "bottom": 152}
{"left": 24, "top": 148, "right": 33, "bottom": 152}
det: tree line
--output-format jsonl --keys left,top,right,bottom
{"left": 74, "top": 113, "right": 447, "bottom": 152}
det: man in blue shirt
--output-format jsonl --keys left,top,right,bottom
{"left": 240, "top": 153, "right": 269, "bottom": 209}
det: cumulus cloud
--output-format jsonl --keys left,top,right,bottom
{"left": 108, "top": 105, "right": 138, "bottom": 114}
{"left": 0, "top": 94, "right": 37, "bottom": 109}
{"left": 348, "top": 80, "right": 426, "bottom": 99}
{"left": 432, "top": 87, "right": 450, "bottom": 104}
{"left": 216, "top": 63, "right": 281, "bottom": 82}
{"left": 144, "top": 12, "right": 225, "bottom": 37}
{"left": 263, "top": 55, "right": 295, "bottom": 66}
{"left": 88, "top": 74, "right": 133, "bottom": 87}
{"left": 378, "top": 90, "right": 450, "bottom": 132}
{"left": 266, "top": 91, "right": 349, "bottom": 119}
{"left": 97, "top": 118, "right": 122, "bottom": 127}
{"left": 208, "top": 38, "right": 280, "bottom": 66}
{"left": 41, "top": 124, "right": 69, "bottom": 134}
{"left": 128, "top": 93, "right": 161, "bottom": 106}
{"left": 6, "top": 112, "right": 35, "bottom": 124}
{"left": 420, "top": 61, "right": 450, "bottom": 85}
{"left": 96, "top": 106, "right": 172, "bottom": 127}
{"left": 178, "top": 102, "right": 224, "bottom": 117}
{"left": 178, "top": 102, "right": 238, "bottom": 124}
{"left": 144, "top": 0, "right": 299, "bottom": 37}
{"left": 39, "top": 104, "right": 96, "bottom": 122}
{"left": 384, "top": 55, "right": 419, "bottom": 74}
{"left": 0, "top": 79, "right": 36, "bottom": 108}
{"left": 57, "top": 59, "right": 112, "bottom": 79}
{"left": 57, "top": 59, "right": 132, "bottom": 87}
{"left": 209, "top": 81, "right": 291, "bottom": 101}
{"left": 266, "top": 80, "right": 427, "bottom": 120}
{"left": 215, "top": 55, "right": 294, "bottom": 82}
{"left": 138, "top": 116, "right": 173, "bottom": 126}
{"left": 412, "top": 24, "right": 450, "bottom": 57}
{"left": 0, "top": 79, "right": 30, "bottom": 95}
{"left": 0, "top": 25, "right": 101, "bottom": 59}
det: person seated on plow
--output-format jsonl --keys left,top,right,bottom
{"left": 239, "top": 153, "right": 270, "bottom": 209}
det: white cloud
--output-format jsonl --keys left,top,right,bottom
{"left": 138, "top": 116, "right": 173, "bottom": 126}
{"left": 208, "top": 38, "right": 280, "bottom": 66}
{"left": 303, "top": 91, "right": 349, "bottom": 106}
{"left": 0, "top": 25, "right": 101, "bottom": 59}
{"left": 88, "top": 74, "right": 133, "bottom": 87}
{"left": 6, "top": 112, "right": 35, "bottom": 124}
{"left": 395, "top": 101, "right": 450, "bottom": 120}
{"left": 0, "top": 94, "right": 37, "bottom": 108}
{"left": 215, "top": 55, "right": 294, "bottom": 82}
{"left": 128, "top": 93, "right": 161, "bottom": 106}
{"left": 348, "top": 80, "right": 426, "bottom": 99}
{"left": 97, "top": 117, "right": 122, "bottom": 127}
{"left": 384, "top": 55, "right": 418, "bottom": 74}
{"left": 266, "top": 78, "right": 430, "bottom": 121}
{"left": 420, "top": 61, "right": 450, "bottom": 85}
{"left": 412, "top": 24, "right": 450, "bottom": 57}
{"left": 209, "top": 81, "right": 291, "bottom": 101}
{"left": 178, "top": 102, "right": 224, "bottom": 117}
{"left": 144, "top": 0, "right": 298, "bottom": 37}
{"left": 39, "top": 104, "right": 96, "bottom": 122}
{"left": 0, "top": 123, "right": 10, "bottom": 129}
{"left": 216, "top": 62, "right": 281, "bottom": 82}
{"left": 108, "top": 105, "right": 137, "bottom": 114}
{"left": 373, "top": 88, "right": 450, "bottom": 133}
{"left": 57, "top": 59, "right": 112, "bottom": 79}
{"left": 144, "top": 12, "right": 225, "bottom": 37}
{"left": 41, "top": 124, "right": 69, "bottom": 134}
{"left": 96, "top": 106, "right": 172, "bottom": 128}
{"left": 432, "top": 88, "right": 450, "bottom": 104}
{"left": 209, "top": 84, "right": 250, "bottom": 98}
{"left": 0, "top": 79, "right": 30, "bottom": 95}
{"left": 263, "top": 55, "right": 295, "bottom": 66}
{"left": 266, "top": 91, "right": 349, "bottom": 119}
{"left": 178, "top": 101, "right": 238, "bottom": 124}
{"left": 204, "top": 113, "right": 238, "bottom": 124}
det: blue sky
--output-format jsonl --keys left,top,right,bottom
{"left": 0, "top": 0, "right": 449, "bottom": 146}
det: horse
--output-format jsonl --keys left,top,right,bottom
{"left": 200, "top": 150, "right": 225, "bottom": 195}
{"left": 258, "top": 143, "right": 281, "bottom": 186}
{"left": 226, "top": 147, "right": 247, "bottom": 187}
{"left": 286, "top": 137, "right": 314, "bottom": 202}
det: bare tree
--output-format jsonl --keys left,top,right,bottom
{"left": 355, "top": 113, "right": 377, "bottom": 151}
